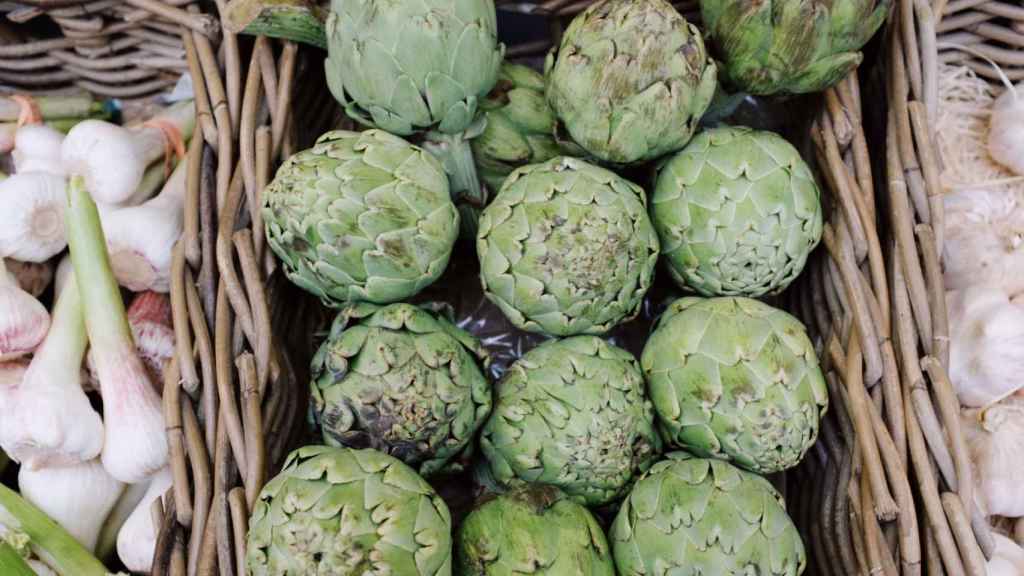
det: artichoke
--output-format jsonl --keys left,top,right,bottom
{"left": 478, "top": 336, "right": 662, "bottom": 506}
{"left": 311, "top": 303, "right": 492, "bottom": 477}
{"left": 700, "top": 0, "right": 892, "bottom": 95}
{"left": 246, "top": 445, "right": 452, "bottom": 576}
{"left": 263, "top": 129, "right": 458, "bottom": 307}
{"left": 544, "top": 0, "right": 718, "bottom": 165}
{"left": 642, "top": 297, "right": 828, "bottom": 474}
{"left": 477, "top": 156, "right": 659, "bottom": 337}
{"left": 457, "top": 485, "right": 616, "bottom": 576}
{"left": 651, "top": 126, "right": 823, "bottom": 297}
{"left": 472, "top": 63, "right": 565, "bottom": 194}
{"left": 324, "top": 0, "right": 505, "bottom": 231}
{"left": 611, "top": 452, "right": 806, "bottom": 576}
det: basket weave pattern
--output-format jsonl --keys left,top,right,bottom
{"left": 0, "top": 0, "right": 220, "bottom": 98}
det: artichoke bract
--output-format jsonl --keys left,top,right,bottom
{"left": 544, "top": 0, "right": 718, "bottom": 165}
{"left": 245, "top": 445, "right": 452, "bottom": 576}
{"left": 642, "top": 297, "right": 828, "bottom": 474}
{"left": 700, "top": 0, "right": 891, "bottom": 95}
{"left": 651, "top": 126, "right": 823, "bottom": 297}
{"left": 478, "top": 336, "right": 662, "bottom": 506}
{"left": 472, "top": 63, "right": 565, "bottom": 195}
{"left": 611, "top": 452, "right": 806, "bottom": 576}
{"left": 324, "top": 0, "right": 504, "bottom": 229}
{"left": 263, "top": 129, "right": 459, "bottom": 307}
{"left": 477, "top": 156, "right": 659, "bottom": 337}
{"left": 457, "top": 485, "right": 616, "bottom": 576}
{"left": 311, "top": 303, "right": 492, "bottom": 477}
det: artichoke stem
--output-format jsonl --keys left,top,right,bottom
{"left": 423, "top": 129, "right": 485, "bottom": 239}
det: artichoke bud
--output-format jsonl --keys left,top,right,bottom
{"left": 700, "top": 0, "right": 892, "bottom": 95}
{"left": 611, "top": 452, "right": 807, "bottom": 576}
{"left": 310, "top": 303, "right": 492, "bottom": 477}
{"left": 478, "top": 336, "right": 662, "bottom": 506}
{"left": 246, "top": 446, "right": 454, "bottom": 576}
{"left": 651, "top": 126, "right": 824, "bottom": 297}
{"left": 457, "top": 485, "right": 616, "bottom": 575}
{"left": 262, "top": 129, "right": 459, "bottom": 308}
{"left": 545, "top": 0, "right": 718, "bottom": 165}
{"left": 477, "top": 156, "right": 660, "bottom": 337}
{"left": 642, "top": 296, "right": 828, "bottom": 475}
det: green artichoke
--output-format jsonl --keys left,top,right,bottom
{"left": 477, "top": 157, "right": 659, "bottom": 336}
{"left": 246, "top": 445, "right": 452, "bottom": 576}
{"left": 457, "top": 485, "right": 616, "bottom": 576}
{"left": 642, "top": 297, "right": 828, "bottom": 474}
{"left": 544, "top": 0, "right": 718, "bottom": 165}
{"left": 263, "top": 129, "right": 459, "bottom": 307}
{"left": 700, "top": 0, "right": 892, "bottom": 95}
{"left": 651, "top": 126, "right": 823, "bottom": 297}
{"left": 324, "top": 0, "right": 505, "bottom": 229}
{"left": 311, "top": 303, "right": 492, "bottom": 477}
{"left": 478, "top": 336, "right": 662, "bottom": 506}
{"left": 611, "top": 452, "right": 806, "bottom": 576}
{"left": 472, "top": 63, "right": 565, "bottom": 195}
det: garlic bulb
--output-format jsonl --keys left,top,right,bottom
{"left": 942, "top": 188, "right": 1024, "bottom": 297}
{"left": 963, "top": 397, "right": 1024, "bottom": 518}
{"left": 988, "top": 533, "right": 1024, "bottom": 575}
{"left": 18, "top": 459, "right": 124, "bottom": 552}
{"left": 12, "top": 124, "right": 65, "bottom": 176}
{"left": 116, "top": 467, "right": 172, "bottom": 574}
{"left": 988, "top": 83, "right": 1024, "bottom": 176}
{"left": 947, "top": 286, "right": 1024, "bottom": 406}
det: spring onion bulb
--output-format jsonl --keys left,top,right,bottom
{"left": 0, "top": 260, "right": 49, "bottom": 361}
{"left": 102, "top": 158, "right": 187, "bottom": 292}
{"left": 0, "top": 172, "right": 68, "bottom": 263}
{"left": 60, "top": 100, "right": 194, "bottom": 205}
{"left": 17, "top": 459, "right": 124, "bottom": 552}
{"left": 65, "top": 176, "right": 167, "bottom": 484}
{"left": 0, "top": 273, "right": 103, "bottom": 469}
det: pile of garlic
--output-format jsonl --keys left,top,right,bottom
{"left": 937, "top": 60, "right": 1024, "bottom": 569}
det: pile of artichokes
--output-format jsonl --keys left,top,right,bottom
{"left": 249, "top": 0, "right": 892, "bottom": 573}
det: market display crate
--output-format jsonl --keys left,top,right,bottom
{"left": 1, "top": 0, "right": 1016, "bottom": 575}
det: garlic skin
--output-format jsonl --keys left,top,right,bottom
{"left": 116, "top": 467, "right": 172, "bottom": 574}
{"left": 988, "top": 533, "right": 1024, "bottom": 575}
{"left": 947, "top": 286, "right": 1024, "bottom": 406}
{"left": 988, "top": 84, "right": 1024, "bottom": 176}
{"left": 12, "top": 124, "right": 65, "bottom": 176}
{"left": 962, "top": 397, "right": 1024, "bottom": 518}
{"left": 0, "top": 260, "right": 49, "bottom": 361}
{"left": 0, "top": 172, "right": 68, "bottom": 263}
{"left": 942, "top": 188, "right": 1024, "bottom": 297}
{"left": 6, "top": 259, "right": 54, "bottom": 299}
{"left": 18, "top": 459, "right": 124, "bottom": 552}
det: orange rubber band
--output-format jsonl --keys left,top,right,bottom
{"left": 142, "top": 119, "right": 186, "bottom": 179}
{"left": 10, "top": 94, "right": 41, "bottom": 127}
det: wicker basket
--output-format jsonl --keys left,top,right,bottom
{"left": 0, "top": 0, "right": 219, "bottom": 98}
